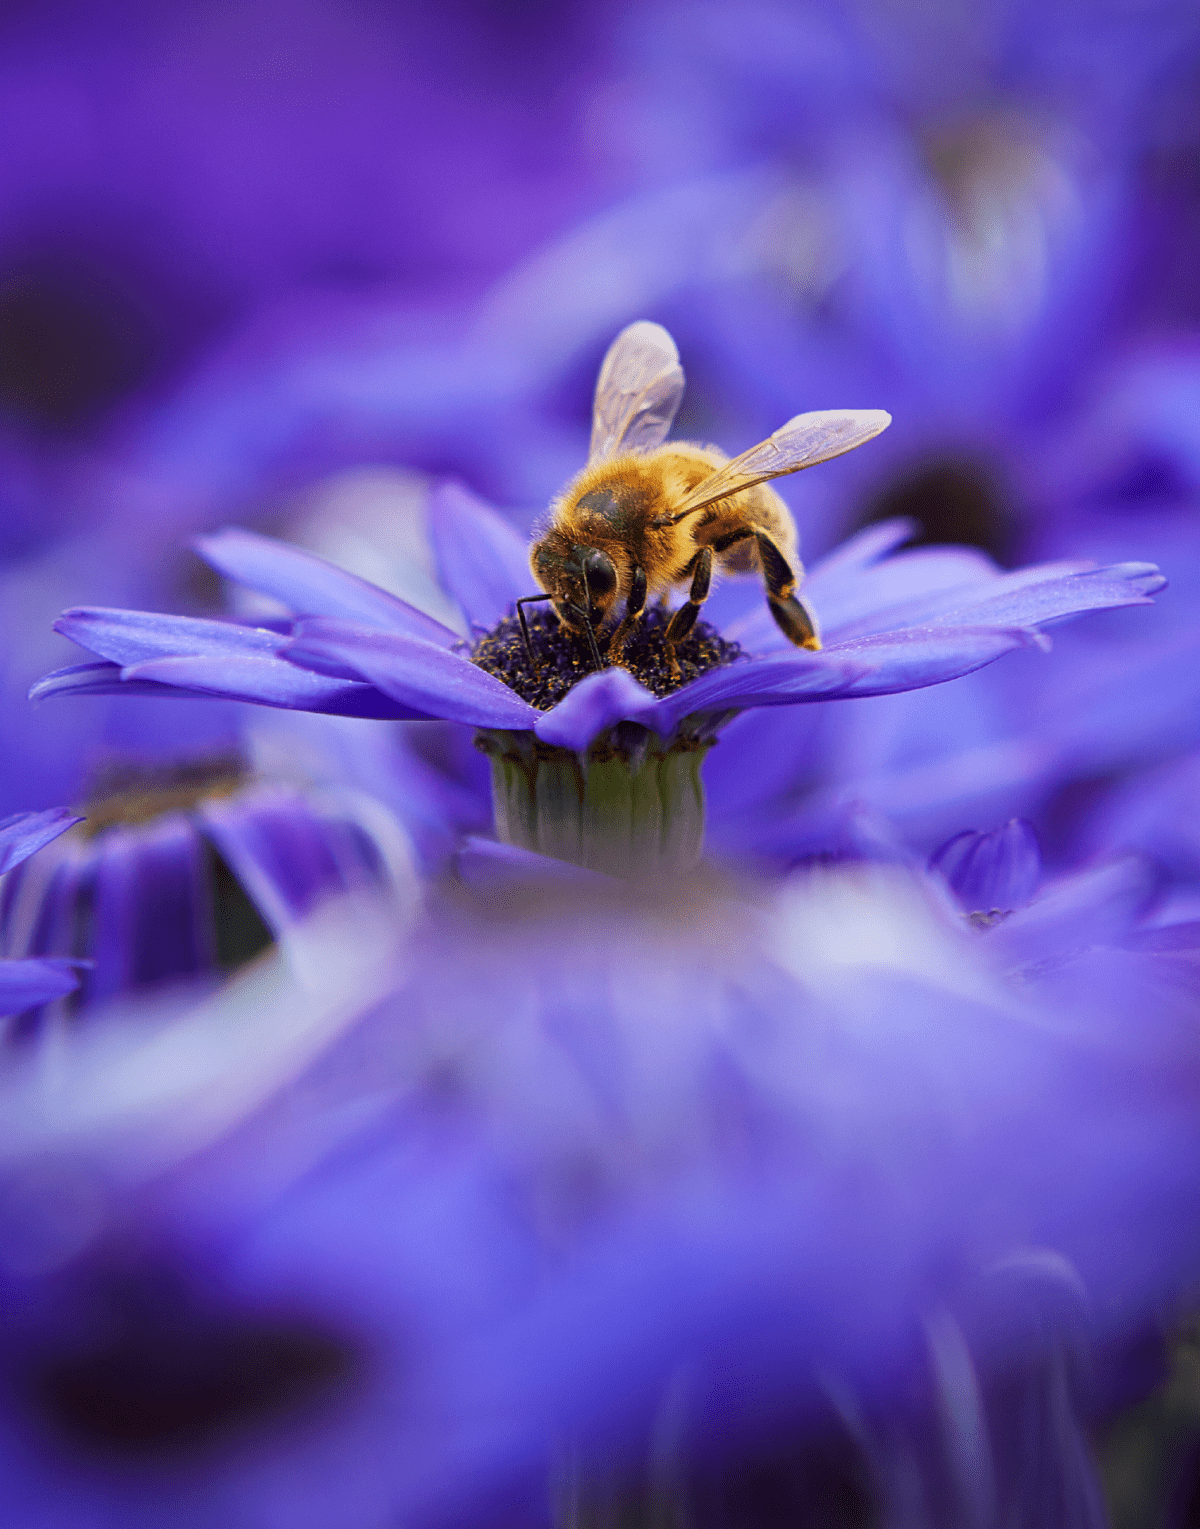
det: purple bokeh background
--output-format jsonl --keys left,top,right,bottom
{"left": 3, "top": 0, "right": 1197, "bottom": 872}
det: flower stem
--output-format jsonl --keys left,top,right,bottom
{"left": 476, "top": 728, "right": 710, "bottom": 878}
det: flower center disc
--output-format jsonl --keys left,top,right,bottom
{"left": 471, "top": 606, "right": 744, "bottom": 710}
{"left": 82, "top": 755, "right": 247, "bottom": 835}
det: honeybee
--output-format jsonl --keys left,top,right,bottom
{"left": 521, "top": 321, "right": 891, "bottom": 671}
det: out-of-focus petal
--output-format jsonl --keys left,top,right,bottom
{"left": 930, "top": 820, "right": 1043, "bottom": 914}
{"left": 200, "top": 786, "right": 407, "bottom": 934}
{"left": 0, "top": 958, "right": 84, "bottom": 1017}
{"left": 86, "top": 817, "right": 216, "bottom": 1006}
{"left": 455, "top": 837, "right": 611, "bottom": 890}
{"left": 990, "top": 856, "right": 1161, "bottom": 974}
{"left": 802, "top": 517, "right": 919, "bottom": 589}
{"left": 0, "top": 810, "right": 84, "bottom": 877}
{"left": 428, "top": 482, "right": 533, "bottom": 632}
{"left": 801, "top": 545, "right": 1000, "bottom": 638}
{"left": 196, "top": 528, "right": 460, "bottom": 645}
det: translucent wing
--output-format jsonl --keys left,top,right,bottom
{"left": 588, "top": 321, "right": 685, "bottom": 463}
{"left": 662, "top": 409, "right": 892, "bottom": 523}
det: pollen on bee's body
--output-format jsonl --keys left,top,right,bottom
{"left": 471, "top": 607, "right": 745, "bottom": 710}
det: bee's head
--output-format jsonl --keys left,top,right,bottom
{"left": 532, "top": 534, "right": 619, "bottom": 631}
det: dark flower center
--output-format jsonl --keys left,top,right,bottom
{"left": 1, "top": 755, "right": 275, "bottom": 1028}
{"left": 471, "top": 606, "right": 745, "bottom": 710}
{"left": 0, "top": 255, "right": 163, "bottom": 435}
{"left": 27, "top": 1312, "right": 356, "bottom": 1459}
{"left": 857, "top": 457, "right": 1015, "bottom": 563}
{"left": 82, "top": 754, "right": 248, "bottom": 835}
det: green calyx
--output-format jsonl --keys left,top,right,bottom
{"left": 476, "top": 727, "right": 711, "bottom": 879}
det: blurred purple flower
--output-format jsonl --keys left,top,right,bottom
{"left": 0, "top": 768, "right": 414, "bottom": 1029}
{"left": 702, "top": 499, "right": 1200, "bottom": 906}
{"left": 0, "top": 861, "right": 1194, "bottom": 1523}
{"left": 930, "top": 818, "right": 1043, "bottom": 921}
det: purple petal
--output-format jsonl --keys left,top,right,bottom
{"left": 29, "top": 662, "right": 228, "bottom": 704}
{"left": 19, "top": 855, "right": 86, "bottom": 964}
{"left": 0, "top": 958, "right": 84, "bottom": 1017}
{"left": 0, "top": 809, "right": 83, "bottom": 876}
{"left": 930, "top": 821, "right": 1043, "bottom": 914}
{"left": 815, "top": 549, "right": 1002, "bottom": 639}
{"left": 717, "top": 515, "right": 914, "bottom": 647}
{"left": 739, "top": 554, "right": 1164, "bottom": 658}
{"left": 803, "top": 518, "right": 918, "bottom": 585}
{"left": 825, "top": 628, "right": 1039, "bottom": 696}
{"left": 923, "top": 562, "right": 1166, "bottom": 632}
{"left": 200, "top": 788, "right": 391, "bottom": 933}
{"left": 826, "top": 560, "right": 1164, "bottom": 645}
{"left": 730, "top": 565, "right": 1165, "bottom": 703}
{"left": 285, "top": 619, "right": 542, "bottom": 730}
{"left": 731, "top": 545, "right": 1000, "bottom": 652}
{"left": 428, "top": 481, "right": 532, "bottom": 632}
{"left": 54, "top": 608, "right": 285, "bottom": 667}
{"left": 534, "top": 667, "right": 661, "bottom": 750}
{"left": 993, "top": 858, "right": 1159, "bottom": 971}
{"left": 196, "top": 528, "right": 459, "bottom": 646}
{"left": 646, "top": 653, "right": 864, "bottom": 733}
{"left": 87, "top": 817, "right": 216, "bottom": 1004}
{"left": 121, "top": 655, "right": 413, "bottom": 719}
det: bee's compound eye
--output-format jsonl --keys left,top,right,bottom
{"left": 581, "top": 548, "right": 616, "bottom": 597}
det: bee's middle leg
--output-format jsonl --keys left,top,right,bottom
{"left": 606, "top": 565, "right": 648, "bottom": 665}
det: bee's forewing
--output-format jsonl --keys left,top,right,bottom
{"left": 670, "top": 409, "right": 892, "bottom": 519}
{"left": 589, "top": 321, "right": 685, "bottom": 463}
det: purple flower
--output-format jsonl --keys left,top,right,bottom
{"left": 0, "top": 765, "right": 414, "bottom": 1029}
{"left": 34, "top": 484, "right": 1163, "bottom": 875}
{"left": 37, "top": 506, "right": 1161, "bottom": 735}
{"left": 0, "top": 862, "right": 1195, "bottom": 1525}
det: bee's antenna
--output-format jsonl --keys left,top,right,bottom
{"left": 564, "top": 604, "right": 605, "bottom": 672}
{"left": 578, "top": 610, "right": 605, "bottom": 672}
{"left": 516, "top": 594, "right": 553, "bottom": 671}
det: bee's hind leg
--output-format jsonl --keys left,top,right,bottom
{"left": 607, "top": 564, "right": 648, "bottom": 666}
{"left": 756, "top": 532, "right": 821, "bottom": 652}
{"left": 664, "top": 547, "right": 713, "bottom": 679}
